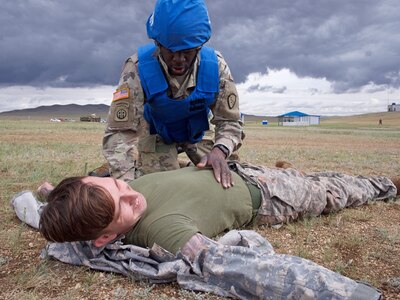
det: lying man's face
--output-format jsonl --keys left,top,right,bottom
{"left": 82, "top": 177, "right": 147, "bottom": 238}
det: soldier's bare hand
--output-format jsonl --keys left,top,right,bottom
{"left": 197, "top": 147, "right": 233, "bottom": 189}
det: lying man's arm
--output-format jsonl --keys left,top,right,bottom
{"left": 179, "top": 232, "right": 382, "bottom": 299}
{"left": 180, "top": 233, "right": 218, "bottom": 261}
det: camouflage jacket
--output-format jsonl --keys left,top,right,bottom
{"left": 103, "top": 48, "right": 243, "bottom": 181}
{"left": 42, "top": 230, "right": 381, "bottom": 299}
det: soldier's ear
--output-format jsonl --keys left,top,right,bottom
{"left": 93, "top": 233, "right": 117, "bottom": 247}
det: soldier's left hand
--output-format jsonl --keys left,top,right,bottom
{"left": 197, "top": 147, "right": 233, "bottom": 189}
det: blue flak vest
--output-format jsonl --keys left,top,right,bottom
{"left": 137, "top": 44, "right": 219, "bottom": 144}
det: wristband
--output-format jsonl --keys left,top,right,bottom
{"left": 213, "top": 144, "right": 229, "bottom": 159}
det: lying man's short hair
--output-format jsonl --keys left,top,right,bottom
{"left": 39, "top": 176, "right": 114, "bottom": 242}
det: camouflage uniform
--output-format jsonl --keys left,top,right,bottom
{"left": 41, "top": 230, "right": 382, "bottom": 299}
{"left": 103, "top": 48, "right": 243, "bottom": 181}
{"left": 13, "top": 166, "right": 395, "bottom": 299}
{"left": 230, "top": 162, "right": 397, "bottom": 225}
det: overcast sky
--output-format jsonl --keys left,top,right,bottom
{"left": 1, "top": 0, "right": 400, "bottom": 116}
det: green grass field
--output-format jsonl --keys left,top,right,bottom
{"left": 1, "top": 113, "right": 399, "bottom": 299}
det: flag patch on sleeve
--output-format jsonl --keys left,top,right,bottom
{"left": 113, "top": 89, "right": 129, "bottom": 101}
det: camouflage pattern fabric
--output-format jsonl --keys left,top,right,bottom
{"left": 137, "top": 135, "right": 180, "bottom": 176}
{"left": 103, "top": 48, "right": 243, "bottom": 181}
{"left": 41, "top": 230, "right": 381, "bottom": 299}
{"left": 88, "top": 162, "right": 110, "bottom": 177}
{"left": 230, "top": 162, "right": 397, "bottom": 225}
{"left": 12, "top": 188, "right": 384, "bottom": 299}
{"left": 41, "top": 239, "right": 184, "bottom": 283}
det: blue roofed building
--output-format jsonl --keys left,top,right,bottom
{"left": 277, "top": 111, "right": 320, "bottom": 126}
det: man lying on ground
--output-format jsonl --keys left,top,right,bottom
{"left": 36, "top": 161, "right": 398, "bottom": 299}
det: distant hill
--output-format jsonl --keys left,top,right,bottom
{"left": 321, "top": 111, "right": 400, "bottom": 126}
{"left": 1, "top": 104, "right": 398, "bottom": 126}
{"left": 0, "top": 104, "right": 276, "bottom": 123}
{"left": 0, "top": 104, "right": 110, "bottom": 120}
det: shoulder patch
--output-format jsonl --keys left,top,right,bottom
{"left": 113, "top": 102, "right": 129, "bottom": 122}
{"left": 227, "top": 94, "right": 237, "bottom": 109}
{"left": 113, "top": 89, "right": 130, "bottom": 102}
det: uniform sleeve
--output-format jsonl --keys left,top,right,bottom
{"left": 102, "top": 54, "right": 149, "bottom": 181}
{"left": 211, "top": 52, "right": 244, "bottom": 156}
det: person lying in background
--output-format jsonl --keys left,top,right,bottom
{"left": 36, "top": 160, "right": 398, "bottom": 299}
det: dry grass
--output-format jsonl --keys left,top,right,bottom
{"left": 1, "top": 114, "right": 400, "bottom": 299}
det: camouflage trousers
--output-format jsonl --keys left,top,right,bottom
{"left": 231, "top": 162, "right": 397, "bottom": 225}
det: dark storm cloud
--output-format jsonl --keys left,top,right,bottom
{"left": 207, "top": 0, "right": 400, "bottom": 92}
{"left": 1, "top": 0, "right": 399, "bottom": 92}
{"left": 0, "top": 0, "right": 155, "bottom": 87}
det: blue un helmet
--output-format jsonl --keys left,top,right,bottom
{"left": 146, "top": 0, "right": 212, "bottom": 52}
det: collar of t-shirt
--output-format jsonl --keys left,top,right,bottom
{"left": 157, "top": 52, "right": 199, "bottom": 99}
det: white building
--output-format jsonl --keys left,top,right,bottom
{"left": 388, "top": 103, "right": 400, "bottom": 112}
{"left": 277, "top": 111, "right": 320, "bottom": 126}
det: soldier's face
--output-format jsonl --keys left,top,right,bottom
{"left": 159, "top": 45, "right": 200, "bottom": 76}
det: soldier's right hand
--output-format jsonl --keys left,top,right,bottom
{"left": 196, "top": 147, "right": 233, "bottom": 189}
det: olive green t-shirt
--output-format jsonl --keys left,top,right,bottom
{"left": 124, "top": 167, "right": 253, "bottom": 254}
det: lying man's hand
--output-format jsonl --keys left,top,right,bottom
{"left": 196, "top": 147, "right": 233, "bottom": 189}
{"left": 37, "top": 182, "right": 55, "bottom": 198}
